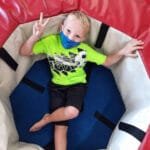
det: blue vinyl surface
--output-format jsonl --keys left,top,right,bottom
{"left": 68, "top": 65, "right": 125, "bottom": 150}
{"left": 10, "top": 59, "right": 53, "bottom": 147}
{"left": 10, "top": 60, "right": 125, "bottom": 149}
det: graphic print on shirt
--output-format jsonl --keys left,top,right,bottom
{"left": 47, "top": 48, "right": 86, "bottom": 75}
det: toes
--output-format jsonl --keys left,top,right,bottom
{"left": 29, "top": 124, "right": 40, "bottom": 132}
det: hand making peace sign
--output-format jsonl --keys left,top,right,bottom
{"left": 33, "top": 12, "right": 49, "bottom": 37}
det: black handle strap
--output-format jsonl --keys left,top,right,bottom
{"left": 0, "top": 47, "right": 18, "bottom": 71}
{"left": 119, "top": 122, "right": 145, "bottom": 142}
{"left": 94, "top": 111, "right": 116, "bottom": 130}
{"left": 95, "top": 23, "right": 109, "bottom": 48}
{"left": 22, "top": 77, "right": 45, "bottom": 93}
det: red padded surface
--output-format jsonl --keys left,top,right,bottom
{"left": 80, "top": 0, "right": 150, "bottom": 75}
{"left": 139, "top": 126, "right": 150, "bottom": 150}
{"left": 45, "top": 0, "right": 79, "bottom": 14}
{"left": 80, "top": 0, "right": 149, "bottom": 37}
{"left": 0, "top": 0, "right": 78, "bottom": 45}
{"left": 0, "top": 0, "right": 150, "bottom": 75}
{"left": 0, "top": 1, "right": 18, "bottom": 45}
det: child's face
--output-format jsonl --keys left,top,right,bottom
{"left": 61, "top": 15, "right": 87, "bottom": 43}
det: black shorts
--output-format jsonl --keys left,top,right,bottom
{"left": 50, "top": 83, "right": 87, "bottom": 126}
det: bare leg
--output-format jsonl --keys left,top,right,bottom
{"left": 29, "top": 106, "right": 79, "bottom": 132}
{"left": 54, "top": 125, "right": 68, "bottom": 150}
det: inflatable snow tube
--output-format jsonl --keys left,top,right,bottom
{"left": 0, "top": 1, "right": 150, "bottom": 150}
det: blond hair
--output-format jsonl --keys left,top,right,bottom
{"left": 65, "top": 11, "right": 91, "bottom": 34}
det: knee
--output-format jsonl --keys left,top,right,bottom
{"left": 64, "top": 106, "right": 79, "bottom": 119}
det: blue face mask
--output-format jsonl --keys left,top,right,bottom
{"left": 60, "top": 32, "right": 80, "bottom": 49}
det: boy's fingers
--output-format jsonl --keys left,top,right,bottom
{"left": 39, "top": 12, "right": 43, "bottom": 24}
{"left": 43, "top": 18, "right": 50, "bottom": 26}
{"left": 133, "top": 46, "right": 144, "bottom": 50}
{"left": 137, "top": 41, "right": 144, "bottom": 46}
{"left": 132, "top": 40, "right": 144, "bottom": 46}
{"left": 126, "top": 53, "right": 138, "bottom": 58}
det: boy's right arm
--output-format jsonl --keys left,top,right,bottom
{"left": 19, "top": 12, "right": 49, "bottom": 56}
{"left": 19, "top": 34, "right": 39, "bottom": 56}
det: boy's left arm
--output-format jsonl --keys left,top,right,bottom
{"left": 103, "top": 39, "right": 144, "bottom": 67}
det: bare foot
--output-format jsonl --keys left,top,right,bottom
{"left": 29, "top": 114, "right": 50, "bottom": 132}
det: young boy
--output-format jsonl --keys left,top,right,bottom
{"left": 20, "top": 11, "right": 144, "bottom": 150}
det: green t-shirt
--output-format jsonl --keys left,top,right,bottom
{"left": 33, "top": 34, "right": 107, "bottom": 85}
